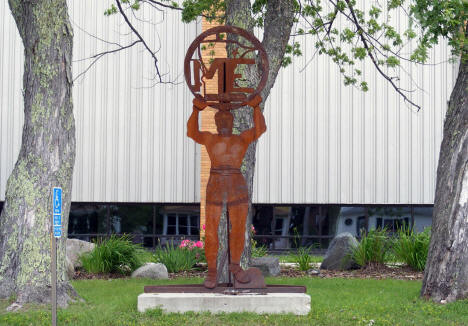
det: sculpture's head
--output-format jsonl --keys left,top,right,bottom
{"left": 215, "top": 110, "right": 234, "bottom": 136}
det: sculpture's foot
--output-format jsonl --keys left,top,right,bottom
{"left": 203, "top": 268, "right": 218, "bottom": 289}
{"left": 233, "top": 267, "right": 266, "bottom": 289}
{"left": 229, "top": 263, "right": 250, "bottom": 284}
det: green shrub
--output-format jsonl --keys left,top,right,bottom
{"left": 352, "top": 228, "right": 390, "bottom": 267}
{"left": 153, "top": 241, "right": 203, "bottom": 273}
{"left": 80, "top": 235, "right": 143, "bottom": 275}
{"left": 393, "top": 227, "right": 430, "bottom": 271}
{"left": 295, "top": 247, "right": 314, "bottom": 271}
{"left": 251, "top": 244, "right": 268, "bottom": 258}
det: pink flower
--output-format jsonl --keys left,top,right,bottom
{"left": 179, "top": 239, "right": 191, "bottom": 248}
{"left": 202, "top": 224, "right": 206, "bottom": 230}
{"left": 195, "top": 241, "right": 204, "bottom": 248}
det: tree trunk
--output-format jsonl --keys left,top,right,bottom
{"left": 0, "top": 0, "right": 77, "bottom": 307}
{"left": 215, "top": 0, "right": 295, "bottom": 276}
{"left": 421, "top": 57, "right": 468, "bottom": 303}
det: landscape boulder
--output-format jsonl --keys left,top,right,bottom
{"left": 249, "top": 256, "right": 281, "bottom": 276}
{"left": 66, "top": 238, "right": 95, "bottom": 269}
{"left": 66, "top": 256, "right": 75, "bottom": 279}
{"left": 320, "top": 232, "right": 359, "bottom": 270}
{"left": 131, "top": 263, "right": 169, "bottom": 279}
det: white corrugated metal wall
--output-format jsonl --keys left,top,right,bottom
{"left": 0, "top": 1, "right": 456, "bottom": 204}
{"left": 253, "top": 4, "right": 456, "bottom": 205}
{"left": 0, "top": 0, "right": 201, "bottom": 203}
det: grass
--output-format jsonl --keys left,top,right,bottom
{"left": 152, "top": 242, "right": 204, "bottom": 273}
{"left": 1, "top": 277, "right": 466, "bottom": 325}
{"left": 393, "top": 227, "right": 431, "bottom": 271}
{"left": 277, "top": 253, "right": 323, "bottom": 264}
{"left": 295, "top": 247, "right": 316, "bottom": 271}
{"left": 353, "top": 229, "right": 390, "bottom": 267}
{"left": 80, "top": 235, "right": 144, "bottom": 274}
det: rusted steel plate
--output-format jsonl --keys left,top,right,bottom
{"left": 184, "top": 25, "right": 269, "bottom": 110}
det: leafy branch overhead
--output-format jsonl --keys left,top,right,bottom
{"left": 103, "top": 0, "right": 466, "bottom": 109}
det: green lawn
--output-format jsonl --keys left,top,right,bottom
{"left": 1, "top": 277, "right": 466, "bottom": 326}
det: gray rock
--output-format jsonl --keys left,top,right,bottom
{"left": 249, "top": 256, "right": 280, "bottom": 276}
{"left": 307, "top": 269, "right": 320, "bottom": 276}
{"left": 320, "top": 232, "right": 359, "bottom": 270}
{"left": 66, "top": 256, "right": 75, "bottom": 279}
{"left": 66, "top": 238, "right": 95, "bottom": 269}
{"left": 6, "top": 303, "right": 22, "bottom": 312}
{"left": 132, "top": 263, "right": 169, "bottom": 279}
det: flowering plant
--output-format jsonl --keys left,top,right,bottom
{"left": 250, "top": 224, "right": 268, "bottom": 257}
{"left": 178, "top": 239, "right": 206, "bottom": 264}
{"left": 179, "top": 239, "right": 204, "bottom": 250}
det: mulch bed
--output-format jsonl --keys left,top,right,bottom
{"left": 280, "top": 264, "right": 423, "bottom": 280}
{"left": 73, "top": 269, "right": 130, "bottom": 280}
{"left": 73, "top": 264, "right": 423, "bottom": 281}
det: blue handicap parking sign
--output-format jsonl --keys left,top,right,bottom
{"left": 53, "top": 214, "right": 61, "bottom": 226}
{"left": 53, "top": 188, "right": 62, "bottom": 215}
{"left": 53, "top": 225, "right": 62, "bottom": 238}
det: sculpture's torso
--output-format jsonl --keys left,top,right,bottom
{"left": 205, "top": 134, "right": 248, "bottom": 169}
{"left": 204, "top": 134, "right": 249, "bottom": 205}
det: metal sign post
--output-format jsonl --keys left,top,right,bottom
{"left": 51, "top": 187, "right": 62, "bottom": 326}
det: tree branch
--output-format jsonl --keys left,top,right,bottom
{"left": 115, "top": 0, "right": 163, "bottom": 83}
{"left": 73, "top": 40, "right": 142, "bottom": 82}
{"left": 344, "top": 0, "right": 421, "bottom": 110}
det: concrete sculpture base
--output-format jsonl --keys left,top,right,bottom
{"left": 137, "top": 292, "right": 311, "bottom": 315}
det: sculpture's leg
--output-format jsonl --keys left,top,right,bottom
{"left": 204, "top": 203, "right": 222, "bottom": 289}
{"left": 228, "top": 203, "right": 250, "bottom": 283}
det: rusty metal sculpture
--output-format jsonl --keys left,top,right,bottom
{"left": 143, "top": 25, "right": 306, "bottom": 296}
{"left": 184, "top": 26, "right": 268, "bottom": 289}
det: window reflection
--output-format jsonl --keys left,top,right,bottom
{"left": 68, "top": 204, "right": 107, "bottom": 242}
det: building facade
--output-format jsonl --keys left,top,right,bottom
{"left": 0, "top": 0, "right": 457, "bottom": 249}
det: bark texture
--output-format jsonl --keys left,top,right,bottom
{"left": 214, "top": 0, "right": 295, "bottom": 277}
{"left": 0, "top": 0, "right": 77, "bottom": 307}
{"left": 421, "top": 57, "right": 468, "bottom": 302}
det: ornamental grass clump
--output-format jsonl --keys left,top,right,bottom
{"left": 153, "top": 240, "right": 205, "bottom": 273}
{"left": 352, "top": 228, "right": 390, "bottom": 267}
{"left": 393, "top": 226, "right": 431, "bottom": 271}
{"left": 295, "top": 246, "right": 314, "bottom": 271}
{"left": 80, "top": 235, "right": 143, "bottom": 275}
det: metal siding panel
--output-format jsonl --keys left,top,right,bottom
{"left": 253, "top": 6, "right": 455, "bottom": 204}
{"left": 0, "top": 0, "right": 199, "bottom": 202}
{"left": 0, "top": 1, "right": 456, "bottom": 205}
{"left": 0, "top": 1, "right": 24, "bottom": 202}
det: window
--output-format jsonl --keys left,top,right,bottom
{"left": 273, "top": 217, "right": 285, "bottom": 235}
{"left": 163, "top": 213, "right": 199, "bottom": 236}
{"left": 109, "top": 204, "right": 153, "bottom": 235}
{"left": 68, "top": 204, "right": 107, "bottom": 242}
{"left": 356, "top": 216, "right": 367, "bottom": 237}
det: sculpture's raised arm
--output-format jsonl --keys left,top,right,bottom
{"left": 187, "top": 98, "right": 211, "bottom": 145}
{"left": 240, "top": 95, "right": 267, "bottom": 144}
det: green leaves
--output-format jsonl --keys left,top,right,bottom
{"left": 352, "top": 47, "right": 366, "bottom": 60}
{"left": 104, "top": 4, "right": 117, "bottom": 16}
{"left": 407, "top": 0, "right": 468, "bottom": 60}
{"left": 181, "top": 0, "right": 225, "bottom": 23}
{"left": 282, "top": 42, "right": 302, "bottom": 67}
{"left": 386, "top": 56, "right": 400, "bottom": 67}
